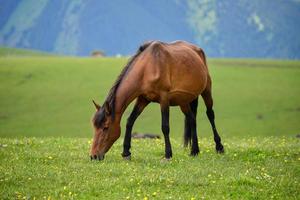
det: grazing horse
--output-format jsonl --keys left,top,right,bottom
{"left": 90, "top": 40, "right": 224, "bottom": 160}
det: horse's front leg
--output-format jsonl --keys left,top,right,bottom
{"left": 122, "top": 97, "right": 149, "bottom": 159}
{"left": 161, "top": 104, "right": 172, "bottom": 159}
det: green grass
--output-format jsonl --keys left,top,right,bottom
{"left": 0, "top": 57, "right": 299, "bottom": 138}
{"left": 0, "top": 137, "right": 299, "bottom": 199}
{"left": 0, "top": 47, "right": 55, "bottom": 57}
{"left": 0, "top": 56, "right": 300, "bottom": 199}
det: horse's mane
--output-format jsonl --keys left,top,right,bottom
{"left": 93, "top": 41, "right": 153, "bottom": 127}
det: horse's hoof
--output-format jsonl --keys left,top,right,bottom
{"left": 216, "top": 149, "right": 224, "bottom": 154}
{"left": 190, "top": 152, "right": 199, "bottom": 156}
{"left": 216, "top": 144, "right": 224, "bottom": 154}
{"left": 190, "top": 148, "right": 200, "bottom": 156}
{"left": 161, "top": 157, "right": 171, "bottom": 162}
{"left": 123, "top": 155, "right": 131, "bottom": 160}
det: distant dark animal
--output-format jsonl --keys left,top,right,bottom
{"left": 256, "top": 114, "right": 264, "bottom": 120}
{"left": 90, "top": 40, "right": 224, "bottom": 161}
{"left": 131, "top": 132, "right": 160, "bottom": 139}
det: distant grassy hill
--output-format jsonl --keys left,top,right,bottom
{"left": 0, "top": 46, "right": 55, "bottom": 57}
{"left": 0, "top": 57, "right": 299, "bottom": 138}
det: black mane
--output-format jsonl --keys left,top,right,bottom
{"left": 93, "top": 41, "right": 153, "bottom": 128}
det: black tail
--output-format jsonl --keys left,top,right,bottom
{"left": 199, "top": 48, "right": 207, "bottom": 68}
{"left": 184, "top": 98, "right": 198, "bottom": 146}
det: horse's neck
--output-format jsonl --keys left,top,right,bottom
{"left": 114, "top": 75, "right": 140, "bottom": 118}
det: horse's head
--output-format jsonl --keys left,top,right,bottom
{"left": 90, "top": 100, "right": 121, "bottom": 160}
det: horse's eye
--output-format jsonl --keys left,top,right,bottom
{"left": 103, "top": 127, "right": 108, "bottom": 131}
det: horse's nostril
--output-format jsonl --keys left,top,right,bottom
{"left": 90, "top": 156, "right": 93, "bottom": 160}
{"left": 93, "top": 155, "right": 97, "bottom": 159}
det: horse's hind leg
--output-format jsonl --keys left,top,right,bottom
{"left": 183, "top": 115, "right": 191, "bottom": 147}
{"left": 184, "top": 97, "right": 198, "bottom": 147}
{"left": 181, "top": 103, "right": 200, "bottom": 156}
{"left": 160, "top": 103, "right": 172, "bottom": 159}
{"left": 201, "top": 85, "right": 224, "bottom": 153}
{"left": 122, "top": 96, "right": 149, "bottom": 159}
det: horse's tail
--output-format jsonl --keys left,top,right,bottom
{"left": 197, "top": 48, "right": 208, "bottom": 68}
{"left": 184, "top": 97, "right": 198, "bottom": 147}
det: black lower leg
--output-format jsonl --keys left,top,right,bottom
{"left": 206, "top": 109, "right": 224, "bottom": 153}
{"left": 122, "top": 105, "right": 142, "bottom": 157}
{"left": 184, "top": 117, "right": 191, "bottom": 147}
{"left": 161, "top": 106, "right": 172, "bottom": 159}
{"left": 188, "top": 112, "right": 199, "bottom": 156}
{"left": 190, "top": 98, "right": 199, "bottom": 155}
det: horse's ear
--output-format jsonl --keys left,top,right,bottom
{"left": 104, "top": 102, "right": 111, "bottom": 115}
{"left": 92, "top": 100, "right": 100, "bottom": 110}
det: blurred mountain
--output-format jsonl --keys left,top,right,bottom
{"left": 0, "top": 0, "right": 299, "bottom": 58}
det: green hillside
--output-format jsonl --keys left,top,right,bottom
{"left": 0, "top": 46, "right": 54, "bottom": 57}
{"left": 0, "top": 57, "right": 299, "bottom": 138}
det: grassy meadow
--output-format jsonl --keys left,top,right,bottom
{"left": 0, "top": 53, "right": 300, "bottom": 199}
{"left": 0, "top": 47, "right": 55, "bottom": 57}
{"left": 0, "top": 57, "right": 299, "bottom": 138}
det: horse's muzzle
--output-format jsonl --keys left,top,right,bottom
{"left": 90, "top": 154, "right": 105, "bottom": 161}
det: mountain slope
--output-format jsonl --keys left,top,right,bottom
{"left": 0, "top": 0, "right": 299, "bottom": 58}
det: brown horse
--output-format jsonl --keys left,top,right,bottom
{"left": 90, "top": 40, "right": 224, "bottom": 160}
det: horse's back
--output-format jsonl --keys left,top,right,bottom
{"left": 167, "top": 41, "right": 208, "bottom": 93}
{"left": 139, "top": 41, "right": 209, "bottom": 106}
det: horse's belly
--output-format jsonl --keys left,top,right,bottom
{"left": 143, "top": 91, "right": 160, "bottom": 103}
{"left": 170, "top": 64, "right": 207, "bottom": 98}
{"left": 168, "top": 90, "right": 198, "bottom": 106}
{"left": 142, "top": 90, "right": 197, "bottom": 106}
